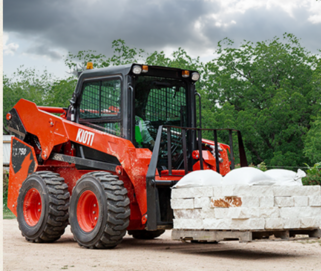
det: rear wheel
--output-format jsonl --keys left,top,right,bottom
{"left": 17, "top": 171, "right": 70, "bottom": 243}
{"left": 128, "top": 229, "right": 165, "bottom": 240}
{"left": 69, "top": 172, "right": 130, "bottom": 249}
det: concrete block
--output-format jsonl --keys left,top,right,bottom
{"left": 260, "top": 197, "right": 274, "bottom": 208}
{"left": 293, "top": 196, "right": 308, "bottom": 207}
{"left": 194, "top": 197, "right": 211, "bottom": 209}
{"left": 265, "top": 218, "right": 284, "bottom": 229}
{"left": 242, "top": 196, "right": 260, "bottom": 208}
{"left": 274, "top": 197, "right": 294, "bottom": 207}
{"left": 258, "top": 207, "right": 279, "bottom": 218}
{"left": 300, "top": 218, "right": 319, "bottom": 229}
{"left": 173, "top": 219, "right": 203, "bottom": 229}
{"left": 283, "top": 218, "right": 300, "bottom": 229}
{"left": 173, "top": 209, "right": 201, "bottom": 219}
{"left": 171, "top": 198, "right": 194, "bottom": 210}
{"left": 309, "top": 196, "right": 321, "bottom": 207}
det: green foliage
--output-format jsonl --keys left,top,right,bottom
{"left": 3, "top": 67, "right": 54, "bottom": 125}
{"left": 2, "top": 170, "right": 15, "bottom": 219}
{"left": 203, "top": 33, "right": 320, "bottom": 167}
{"left": 302, "top": 163, "right": 321, "bottom": 186}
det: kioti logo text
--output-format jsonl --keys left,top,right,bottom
{"left": 76, "top": 128, "right": 95, "bottom": 146}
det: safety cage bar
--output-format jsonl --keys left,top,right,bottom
{"left": 145, "top": 125, "right": 248, "bottom": 230}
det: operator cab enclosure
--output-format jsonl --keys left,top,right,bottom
{"left": 68, "top": 64, "right": 200, "bottom": 169}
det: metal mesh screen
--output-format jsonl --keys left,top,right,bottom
{"left": 135, "top": 76, "right": 188, "bottom": 168}
{"left": 80, "top": 79, "right": 121, "bottom": 119}
{"left": 79, "top": 79, "right": 121, "bottom": 136}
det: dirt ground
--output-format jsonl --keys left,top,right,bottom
{"left": 3, "top": 219, "right": 321, "bottom": 271}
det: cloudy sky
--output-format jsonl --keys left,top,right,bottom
{"left": 3, "top": 0, "right": 321, "bottom": 78}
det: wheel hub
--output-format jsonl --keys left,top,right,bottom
{"left": 77, "top": 190, "right": 99, "bottom": 232}
{"left": 23, "top": 188, "right": 42, "bottom": 226}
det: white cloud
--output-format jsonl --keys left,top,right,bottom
{"left": 3, "top": 32, "right": 19, "bottom": 55}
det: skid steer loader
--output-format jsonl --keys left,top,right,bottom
{"left": 6, "top": 63, "right": 247, "bottom": 248}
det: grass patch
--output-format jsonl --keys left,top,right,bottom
{"left": 2, "top": 170, "right": 15, "bottom": 219}
{"left": 3, "top": 205, "right": 16, "bottom": 219}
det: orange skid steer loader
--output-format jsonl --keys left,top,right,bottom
{"left": 6, "top": 64, "right": 248, "bottom": 248}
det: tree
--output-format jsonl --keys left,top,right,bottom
{"left": 3, "top": 67, "right": 53, "bottom": 125}
{"left": 203, "top": 33, "right": 320, "bottom": 167}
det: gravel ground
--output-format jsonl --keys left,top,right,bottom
{"left": 3, "top": 219, "right": 321, "bottom": 271}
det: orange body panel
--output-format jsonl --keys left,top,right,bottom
{"left": 8, "top": 137, "right": 38, "bottom": 216}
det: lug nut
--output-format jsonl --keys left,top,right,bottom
{"left": 38, "top": 202, "right": 41, "bottom": 205}
{"left": 38, "top": 209, "right": 41, "bottom": 212}
{"left": 93, "top": 211, "right": 96, "bottom": 214}
{"left": 95, "top": 217, "right": 97, "bottom": 220}
{"left": 93, "top": 204, "right": 96, "bottom": 207}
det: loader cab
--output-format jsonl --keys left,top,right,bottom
{"left": 70, "top": 64, "right": 200, "bottom": 172}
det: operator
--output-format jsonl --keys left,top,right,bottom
{"left": 134, "top": 98, "right": 155, "bottom": 148}
{"left": 135, "top": 115, "right": 155, "bottom": 148}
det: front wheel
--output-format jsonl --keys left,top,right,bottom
{"left": 17, "top": 171, "right": 70, "bottom": 243}
{"left": 69, "top": 172, "right": 130, "bottom": 249}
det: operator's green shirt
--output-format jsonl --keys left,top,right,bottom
{"left": 135, "top": 116, "right": 153, "bottom": 146}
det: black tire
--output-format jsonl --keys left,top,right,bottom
{"left": 69, "top": 171, "right": 130, "bottom": 249}
{"left": 17, "top": 171, "right": 70, "bottom": 243}
{"left": 128, "top": 229, "right": 165, "bottom": 240}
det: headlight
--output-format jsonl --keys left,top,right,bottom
{"left": 132, "top": 65, "right": 142, "bottom": 74}
{"left": 191, "top": 72, "right": 200, "bottom": 81}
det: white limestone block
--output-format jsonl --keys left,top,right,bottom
{"left": 258, "top": 207, "right": 279, "bottom": 218}
{"left": 173, "top": 209, "right": 201, "bottom": 219}
{"left": 210, "top": 196, "right": 243, "bottom": 208}
{"left": 171, "top": 186, "right": 214, "bottom": 199}
{"left": 194, "top": 197, "right": 211, "bottom": 209}
{"left": 283, "top": 218, "right": 300, "bottom": 229}
{"left": 173, "top": 219, "right": 203, "bottom": 229}
{"left": 248, "top": 218, "right": 265, "bottom": 230}
{"left": 213, "top": 186, "right": 222, "bottom": 198}
{"left": 300, "top": 218, "right": 319, "bottom": 229}
{"left": 215, "top": 208, "right": 229, "bottom": 219}
{"left": 222, "top": 185, "right": 273, "bottom": 197}
{"left": 260, "top": 197, "right": 274, "bottom": 208}
{"left": 274, "top": 197, "right": 294, "bottom": 207}
{"left": 189, "top": 187, "right": 214, "bottom": 197}
{"left": 279, "top": 207, "right": 321, "bottom": 218}
{"left": 201, "top": 206, "right": 215, "bottom": 219}
{"left": 171, "top": 198, "right": 194, "bottom": 210}
{"left": 204, "top": 218, "right": 265, "bottom": 230}
{"left": 171, "top": 188, "right": 194, "bottom": 199}
{"left": 229, "top": 208, "right": 258, "bottom": 219}
{"left": 309, "top": 196, "right": 321, "bottom": 207}
{"left": 273, "top": 185, "right": 321, "bottom": 197}
{"left": 242, "top": 197, "right": 260, "bottom": 208}
{"left": 293, "top": 196, "right": 309, "bottom": 207}
{"left": 265, "top": 218, "right": 284, "bottom": 229}
{"left": 203, "top": 219, "right": 230, "bottom": 230}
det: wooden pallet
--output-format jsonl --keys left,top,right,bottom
{"left": 172, "top": 228, "right": 321, "bottom": 243}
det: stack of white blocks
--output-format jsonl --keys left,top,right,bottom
{"left": 171, "top": 185, "right": 321, "bottom": 230}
